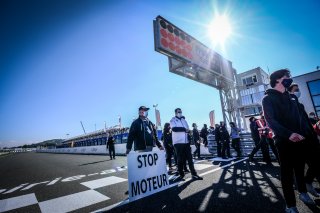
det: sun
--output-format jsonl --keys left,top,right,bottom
{"left": 207, "top": 15, "right": 232, "bottom": 45}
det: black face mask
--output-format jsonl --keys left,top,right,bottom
{"left": 281, "top": 78, "right": 293, "bottom": 88}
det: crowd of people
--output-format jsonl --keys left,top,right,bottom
{"left": 124, "top": 69, "right": 320, "bottom": 213}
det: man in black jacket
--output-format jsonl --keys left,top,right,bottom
{"left": 249, "top": 116, "right": 260, "bottom": 146}
{"left": 288, "top": 83, "right": 320, "bottom": 197}
{"left": 214, "top": 124, "right": 222, "bottom": 157}
{"left": 200, "top": 124, "right": 209, "bottom": 147}
{"left": 219, "top": 121, "right": 231, "bottom": 159}
{"left": 107, "top": 133, "right": 116, "bottom": 160}
{"left": 126, "top": 106, "right": 163, "bottom": 154}
{"left": 262, "top": 69, "right": 315, "bottom": 212}
{"left": 192, "top": 123, "right": 201, "bottom": 159}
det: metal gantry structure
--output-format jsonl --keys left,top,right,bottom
{"left": 154, "top": 16, "right": 244, "bottom": 129}
{"left": 168, "top": 57, "right": 242, "bottom": 128}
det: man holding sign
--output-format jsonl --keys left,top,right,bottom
{"left": 126, "top": 106, "right": 164, "bottom": 153}
{"left": 126, "top": 106, "right": 166, "bottom": 201}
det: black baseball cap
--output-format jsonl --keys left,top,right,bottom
{"left": 138, "top": 106, "right": 150, "bottom": 111}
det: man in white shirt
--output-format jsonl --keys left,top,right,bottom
{"left": 170, "top": 108, "right": 202, "bottom": 180}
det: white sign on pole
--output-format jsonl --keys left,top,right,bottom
{"left": 127, "top": 150, "right": 169, "bottom": 202}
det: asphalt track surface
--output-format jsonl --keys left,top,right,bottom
{"left": 0, "top": 152, "right": 319, "bottom": 213}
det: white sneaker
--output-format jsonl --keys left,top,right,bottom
{"left": 306, "top": 183, "right": 320, "bottom": 197}
{"left": 299, "top": 192, "right": 315, "bottom": 205}
{"left": 285, "top": 207, "right": 299, "bottom": 213}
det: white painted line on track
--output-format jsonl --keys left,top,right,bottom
{"left": 81, "top": 176, "right": 127, "bottom": 190}
{"left": 39, "top": 190, "right": 109, "bottom": 213}
{"left": 169, "top": 174, "right": 178, "bottom": 180}
{"left": 93, "top": 158, "right": 248, "bottom": 212}
{"left": 0, "top": 193, "right": 38, "bottom": 212}
{"left": 3, "top": 183, "right": 29, "bottom": 194}
{"left": 209, "top": 157, "right": 237, "bottom": 162}
{"left": 194, "top": 164, "right": 213, "bottom": 171}
{"left": 21, "top": 181, "right": 49, "bottom": 191}
{"left": 88, "top": 173, "right": 100, "bottom": 176}
{"left": 199, "top": 157, "right": 248, "bottom": 177}
{"left": 47, "top": 177, "right": 61, "bottom": 186}
{"left": 193, "top": 159, "right": 207, "bottom": 164}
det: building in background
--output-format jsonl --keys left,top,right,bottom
{"left": 292, "top": 70, "right": 320, "bottom": 117}
{"left": 236, "top": 68, "right": 320, "bottom": 130}
{"left": 236, "top": 67, "right": 269, "bottom": 130}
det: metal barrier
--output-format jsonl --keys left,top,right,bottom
{"left": 208, "top": 133, "right": 276, "bottom": 158}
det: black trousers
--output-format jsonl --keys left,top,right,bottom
{"left": 221, "top": 139, "right": 231, "bottom": 158}
{"left": 276, "top": 140, "right": 307, "bottom": 208}
{"left": 193, "top": 143, "right": 200, "bottom": 158}
{"left": 266, "top": 138, "right": 279, "bottom": 162}
{"left": 108, "top": 146, "right": 115, "bottom": 159}
{"left": 174, "top": 144, "right": 197, "bottom": 176}
{"left": 231, "top": 138, "right": 241, "bottom": 157}
{"left": 217, "top": 141, "right": 222, "bottom": 157}
{"left": 203, "top": 137, "right": 208, "bottom": 147}
{"left": 253, "top": 137, "right": 260, "bottom": 146}
{"left": 305, "top": 141, "right": 320, "bottom": 184}
{"left": 165, "top": 146, "right": 175, "bottom": 167}
{"left": 249, "top": 136, "right": 271, "bottom": 163}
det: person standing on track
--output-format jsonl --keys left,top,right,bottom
{"left": 200, "top": 124, "right": 209, "bottom": 147}
{"left": 288, "top": 83, "right": 320, "bottom": 197}
{"left": 229, "top": 122, "right": 242, "bottom": 157}
{"left": 192, "top": 123, "right": 201, "bottom": 159}
{"left": 214, "top": 123, "right": 222, "bottom": 157}
{"left": 162, "top": 123, "right": 176, "bottom": 170}
{"left": 249, "top": 116, "right": 260, "bottom": 146}
{"left": 126, "top": 106, "right": 163, "bottom": 154}
{"left": 219, "top": 121, "right": 231, "bottom": 159}
{"left": 107, "top": 133, "right": 116, "bottom": 160}
{"left": 262, "top": 69, "right": 315, "bottom": 213}
{"left": 170, "top": 108, "right": 202, "bottom": 180}
{"left": 248, "top": 114, "right": 271, "bottom": 163}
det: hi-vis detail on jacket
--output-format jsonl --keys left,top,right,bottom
{"left": 170, "top": 117, "right": 189, "bottom": 145}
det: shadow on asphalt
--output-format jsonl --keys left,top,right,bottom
{"left": 107, "top": 161, "right": 320, "bottom": 213}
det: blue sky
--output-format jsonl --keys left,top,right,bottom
{"left": 1, "top": 0, "right": 319, "bottom": 147}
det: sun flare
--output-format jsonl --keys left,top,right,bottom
{"left": 207, "top": 15, "right": 232, "bottom": 45}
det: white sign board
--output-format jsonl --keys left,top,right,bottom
{"left": 127, "top": 150, "right": 169, "bottom": 202}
